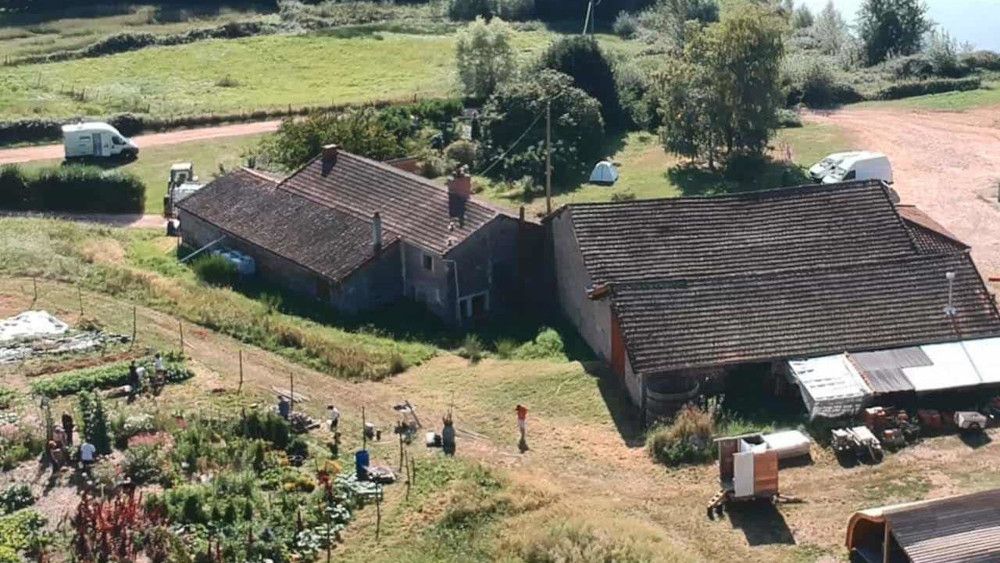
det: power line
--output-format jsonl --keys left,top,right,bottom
{"left": 474, "top": 90, "right": 567, "bottom": 178}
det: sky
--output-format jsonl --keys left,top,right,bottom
{"left": 797, "top": 0, "right": 1000, "bottom": 51}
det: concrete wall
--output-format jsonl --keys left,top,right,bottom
{"left": 548, "top": 209, "right": 613, "bottom": 361}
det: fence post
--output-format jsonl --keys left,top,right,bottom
{"left": 238, "top": 349, "right": 244, "bottom": 394}
{"left": 178, "top": 321, "right": 184, "bottom": 353}
{"left": 289, "top": 371, "right": 294, "bottom": 415}
{"left": 131, "top": 306, "right": 137, "bottom": 348}
{"left": 77, "top": 285, "right": 84, "bottom": 317}
{"left": 362, "top": 406, "right": 367, "bottom": 450}
{"left": 31, "top": 277, "right": 38, "bottom": 306}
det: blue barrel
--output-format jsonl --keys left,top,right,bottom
{"left": 355, "top": 449, "right": 370, "bottom": 480}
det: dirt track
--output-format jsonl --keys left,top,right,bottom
{"left": 807, "top": 106, "right": 1000, "bottom": 278}
{"left": 0, "top": 120, "right": 280, "bottom": 165}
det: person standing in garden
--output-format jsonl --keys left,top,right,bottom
{"left": 61, "top": 411, "right": 74, "bottom": 446}
{"left": 515, "top": 404, "right": 528, "bottom": 448}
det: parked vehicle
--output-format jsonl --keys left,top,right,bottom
{"left": 163, "top": 163, "right": 204, "bottom": 218}
{"left": 822, "top": 152, "right": 893, "bottom": 184}
{"left": 808, "top": 151, "right": 862, "bottom": 181}
{"left": 62, "top": 122, "right": 139, "bottom": 160}
{"left": 954, "top": 411, "right": 988, "bottom": 433}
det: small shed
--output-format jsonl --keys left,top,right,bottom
{"left": 588, "top": 161, "right": 619, "bottom": 185}
{"left": 715, "top": 434, "right": 779, "bottom": 499}
{"left": 846, "top": 488, "right": 1000, "bottom": 562}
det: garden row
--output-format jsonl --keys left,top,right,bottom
{"left": 30, "top": 353, "right": 192, "bottom": 398}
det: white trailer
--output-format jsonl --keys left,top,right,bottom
{"left": 62, "top": 122, "right": 139, "bottom": 160}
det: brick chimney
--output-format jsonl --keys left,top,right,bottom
{"left": 447, "top": 166, "right": 472, "bottom": 199}
{"left": 322, "top": 144, "right": 339, "bottom": 164}
{"left": 371, "top": 212, "right": 382, "bottom": 252}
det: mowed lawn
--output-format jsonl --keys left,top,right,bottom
{"left": 21, "top": 133, "right": 266, "bottom": 214}
{"left": 0, "top": 29, "right": 561, "bottom": 120}
{"left": 855, "top": 80, "right": 1000, "bottom": 111}
{"left": 491, "top": 121, "right": 854, "bottom": 215}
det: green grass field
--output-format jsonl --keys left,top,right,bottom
{"left": 856, "top": 80, "right": 1000, "bottom": 111}
{"left": 0, "top": 28, "right": 585, "bottom": 121}
{"left": 21, "top": 133, "right": 266, "bottom": 214}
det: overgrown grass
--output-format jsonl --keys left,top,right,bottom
{"left": 0, "top": 219, "right": 435, "bottom": 380}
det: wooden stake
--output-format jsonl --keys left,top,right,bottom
{"left": 289, "top": 371, "right": 294, "bottom": 415}
{"left": 131, "top": 305, "right": 137, "bottom": 348}
{"left": 178, "top": 321, "right": 184, "bottom": 352}
{"left": 77, "top": 285, "right": 84, "bottom": 316}
{"left": 238, "top": 350, "right": 244, "bottom": 394}
{"left": 398, "top": 431, "right": 404, "bottom": 471}
{"left": 375, "top": 492, "right": 382, "bottom": 542}
{"left": 362, "top": 406, "right": 367, "bottom": 450}
{"left": 31, "top": 277, "right": 38, "bottom": 306}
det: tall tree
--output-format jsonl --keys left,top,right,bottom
{"left": 791, "top": 5, "right": 814, "bottom": 29}
{"left": 813, "top": 1, "right": 848, "bottom": 55}
{"left": 455, "top": 16, "right": 517, "bottom": 100}
{"left": 539, "top": 36, "right": 623, "bottom": 128}
{"left": 857, "top": 0, "right": 931, "bottom": 65}
{"left": 656, "top": 3, "right": 784, "bottom": 167}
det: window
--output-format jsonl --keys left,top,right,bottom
{"left": 112, "top": 136, "right": 123, "bottom": 145}
{"left": 422, "top": 253, "right": 434, "bottom": 272}
{"left": 843, "top": 170, "right": 856, "bottom": 180}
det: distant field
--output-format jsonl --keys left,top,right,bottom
{"left": 21, "top": 133, "right": 266, "bottom": 214}
{"left": 0, "top": 4, "right": 273, "bottom": 60}
{"left": 0, "top": 28, "right": 620, "bottom": 121}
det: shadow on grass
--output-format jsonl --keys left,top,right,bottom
{"left": 583, "top": 361, "right": 646, "bottom": 447}
{"left": 726, "top": 500, "right": 796, "bottom": 546}
{"left": 959, "top": 431, "right": 992, "bottom": 449}
{"left": 667, "top": 157, "right": 812, "bottom": 197}
{"left": 232, "top": 276, "right": 593, "bottom": 361}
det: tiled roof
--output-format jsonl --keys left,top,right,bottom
{"left": 177, "top": 169, "right": 397, "bottom": 282}
{"left": 897, "top": 205, "right": 969, "bottom": 254}
{"left": 612, "top": 254, "right": 1000, "bottom": 373}
{"left": 278, "top": 151, "right": 508, "bottom": 255}
{"left": 561, "top": 181, "right": 1000, "bottom": 374}
{"left": 566, "top": 180, "right": 918, "bottom": 284}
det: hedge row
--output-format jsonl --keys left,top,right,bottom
{"left": 872, "top": 77, "right": 983, "bottom": 101}
{"left": 0, "top": 165, "right": 145, "bottom": 213}
{"left": 8, "top": 20, "right": 281, "bottom": 66}
{"left": 0, "top": 97, "right": 459, "bottom": 146}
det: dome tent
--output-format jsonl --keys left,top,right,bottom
{"left": 589, "top": 160, "right": 619, "bottom": 185}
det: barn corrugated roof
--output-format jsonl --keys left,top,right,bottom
{"left": 278, "top": 151, "right": 511, "bottom": 255}
{"left": 562, "top": 181, "right": 1000, "bottom": 375}
{"left": 886, "top": 489, "right": 1000, "bottom": 563}
{"left": 177, "top": 168, "right": 398, "bottom": 282}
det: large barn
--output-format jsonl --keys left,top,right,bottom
{"left": 177, "top": 145, "right": 541, "bottom": 324}
{"left": 546, "top": 180, "right": 1000, "bottom": 417}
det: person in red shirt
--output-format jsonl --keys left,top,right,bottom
{"left": 515, "top": 404, "right": 528, "bottom": 443}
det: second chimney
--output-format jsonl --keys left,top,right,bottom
{"left": 447, "top": 166, "right": 472, "bottom": 199}
{"left": 322, "top": 144, "right": 339, "bottom": 164}
{"left": 371, "top": 212, "right": 382, "bottom": 252}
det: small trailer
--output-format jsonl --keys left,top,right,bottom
{"left": 954, "top": 411, "right": 988, "bottom": 433}
{"left": 831, "top": 426, "right": 883, "bottom": 463}
{"left": 707, "top": 433, "right": 796, "bottom": 518}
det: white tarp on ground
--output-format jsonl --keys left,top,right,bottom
{"left": 0, "top": 311, "right": 68, "bottom": 343}
{"left": 787, "top": 354, "right": 872, "bottom": 419}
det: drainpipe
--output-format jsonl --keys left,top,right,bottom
{"left": 443, "top": 258, "right": 461, "bottom": 323}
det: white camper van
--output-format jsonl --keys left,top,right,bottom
{"left": 822, "top": 152, "right": 892, "bottom": 184}
{"left": 62, "top": 122, "right": 139, "bottom": 160}
{"left": 808, "top": 151, "right": 862, "bottom": 181}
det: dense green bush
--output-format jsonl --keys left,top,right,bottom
{"left": 646, "top": 405, "right": 715, "bottom": 466}
{"left": 539, "top": 36, "right": 624, "bottom": 128}
{"left": 122, "top": 445, "right": 166, "bottom": 486}
{"left": 191, "top": 254, "right": 239, "bottom": 287}
{"left": 775, "top": 108, "right": 802, "bottom": 128}
{"left": 444, "top": 140, "right": 477, "bottom": 169}
{"left": 0, "top": 510, "right": 46, "bottom": 558}
{"left": 0, "top": 165, "right": 145, "bottom": 213}
{"left": 447, "top": 0, "right": 494, "bottom": 20}
{"left": 784, "top": 60, "right": 862, "bottom": 107}
{"left": 514, "top": 327, "right": 565, "bottom": 360}
{"left": 612, "top": 11, "right": 640, "bottom": 38}
{"left": 238, "top": 410, "right": 291, "bottom": 450}
{"left": 962, "top": 50, "right": 1000, "bottom": 72}
{"left": 873, "top": 77, "right": 982, "bottom": 100}
{"left": 78, "top": 391, "right": 112, "bottom": 455}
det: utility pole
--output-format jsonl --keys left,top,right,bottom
{"left": 545, "top": 99, "right": 552, "bottom": 215}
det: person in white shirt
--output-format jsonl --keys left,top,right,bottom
{"left": 328, "top": 405, "right": 340, "bottom": 432}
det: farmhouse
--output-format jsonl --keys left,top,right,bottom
{"left": 546, "top": 180, "right": 1000, "bottom": 417}
{"left": 177, "top": 145, "right": 540, "bottom": 324}
{"left": 846, "top": 488, "right": 1000, "bottom": 562}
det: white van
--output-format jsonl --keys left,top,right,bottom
{"left": 822, "top": 152, "right": 893, "bottom": 184}
{"left": 809, "top": 151, "right": 862, "bottom": 181}
{"left": 62, "top": 122, "right": 139, "bottom": 160}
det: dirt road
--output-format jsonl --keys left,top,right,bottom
{"left": 0, "top": 120, "right": 280, "bottom": 165}
{"left": 807, "top": 106, "right": 1000, "bottom": 278}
